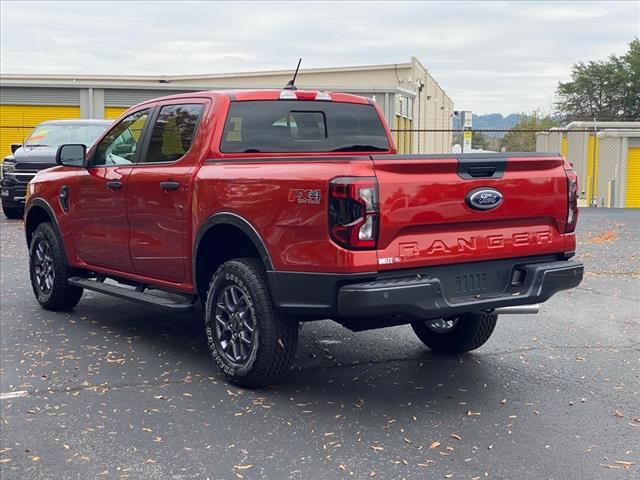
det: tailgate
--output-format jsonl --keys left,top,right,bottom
{"left": 372, "top": 153, "right": 569, "bottom": 270}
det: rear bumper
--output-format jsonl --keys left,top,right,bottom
{"left": 337, "top": 259, "right": 583, "bottom": 320}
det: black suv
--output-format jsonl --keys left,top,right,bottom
{"left": 1, "top": 119, "right": 111, "bottom": 218}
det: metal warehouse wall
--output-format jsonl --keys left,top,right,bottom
{"left": 0, "top": 86, "right": 80, "bottom": 105}
{"left": 104, "top": 89, "right": 194, "bottom": 107}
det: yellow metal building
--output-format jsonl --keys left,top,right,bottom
{"left": 537, "top": 122, "right": 640, "bottom": 207}
{"left": 596, "top": 130, "right": 640, "bottom": 208}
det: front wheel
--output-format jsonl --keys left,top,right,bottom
{"left": 29, "top": 222, "right": 83, "bottom": 311}
{"left": 412, "top": 312, "right": 498, "bottom": 354}
{"left": 204, "top": 258, "right": 298, "bottom": 388}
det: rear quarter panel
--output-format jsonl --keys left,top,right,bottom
{"left": 193, "top": 159, "right": 378, "bottom": 273}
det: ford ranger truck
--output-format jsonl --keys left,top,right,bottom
{"left": 23, "top": 89, "right": 583, "bottom": 387}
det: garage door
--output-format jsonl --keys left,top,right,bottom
{"left": 585, "top": 134, "right": 599, "bottom": 204}
{"left": 104, "top": 107, "right": 128, "bottom": 120}
{"left": 625, "top": 147, "right": 640, "bottom": 208}
{"left": 0, "top": 104, "right": 81, "bottom": 160}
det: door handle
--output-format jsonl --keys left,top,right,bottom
{"left": 160, "top": 181, "right": 180, "bottom": 191}
{"left": 106, "top": 180, "right": 123, "bottom": 190}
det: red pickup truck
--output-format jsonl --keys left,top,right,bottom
{"left": 24, "top": 88, "right": 583, "bottom": 387}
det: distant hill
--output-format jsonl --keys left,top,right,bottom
{"left": 453, "top": 113, "right": 521, "bottom": 131}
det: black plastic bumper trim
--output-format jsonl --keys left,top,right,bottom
{"left": 337, "top": 260, "right": 583, "bottom": 320}
{"left": 268, "top": 270, "right": 376, "bottom": 316}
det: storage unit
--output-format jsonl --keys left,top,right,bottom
{"left": 561, "top": 122, "right": 639, "bottom": 206}
{"left": 535, "top": 132, "right": 549, "bottom": 152}
{"left": 0, "top": 87, "right": 81, "bottom": 159}
{"left": 596, "top": 130, "right": 640, "bottom": 208}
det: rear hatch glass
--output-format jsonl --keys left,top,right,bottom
{"left": 220, "top": 100, "right": 390, "bottom": 153}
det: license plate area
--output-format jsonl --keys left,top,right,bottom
{"left": 442, "top": 266, "right": 510, "bottom": 300}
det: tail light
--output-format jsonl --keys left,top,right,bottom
{"left": 329, "top": 177, "right": 379, "bottom": 250}
{"left": 565, "top": 169, "right": 579, "bottom": 233}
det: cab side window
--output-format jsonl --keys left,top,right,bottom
{"left": 93, "top": 109, "right": 150, "bottom": 166}
{"left": 141, "top": 104, "right": 204, "bottom": 163}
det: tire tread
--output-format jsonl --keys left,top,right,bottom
{"left": 205, "top": 258, "right": 297, "bottom": 387}
{"left": 412, "top": 312, "right": 497, "bottom": 354}
{"left": 29, "top": 222, "right": 83, "bottom": 311}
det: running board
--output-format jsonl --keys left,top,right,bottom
{"left": 68, "top": 277, "right": 196, "bottom": 311}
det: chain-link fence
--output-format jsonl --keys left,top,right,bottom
{"left": 2, "top": 123, "right": 638, "bottom": 208}
{"left": 390, "top": 127, "right": 640, "bottom": 208}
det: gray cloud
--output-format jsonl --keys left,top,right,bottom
{"left": 1, "top": 0, "right": 638, "bottom": 114}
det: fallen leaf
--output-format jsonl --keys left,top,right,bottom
{"left": 371, "top": 445, "right": 384, "bottom": 452}
{"left": 450, "top": 434, "right": 462, "bottom": 440}
{"left": 234, "top": 465, "right": 253, "bottom": 470}
{"left": 429, "top": 441, "right": 441, "bottom": 449}
{"left": 613, "top": 410, "right": 624, "bottom": 418}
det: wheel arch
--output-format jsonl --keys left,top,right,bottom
{"left": 193, "top": 212, "right": 274, "bottom": 300}
{"left": 24, "top": 199, "right": 70, "bottom": 265}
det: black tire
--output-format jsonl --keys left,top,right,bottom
{"left": 2, "top": 204, "right": 23, "bottom": 219}
{"left": 412, "top": 312, "right": 498, "bottom": 354}
{"left": 204, "top": 258, "right": 298, "bottom": 388}
{"left": 29, "top": 222, "right": 83, "bottom": 311}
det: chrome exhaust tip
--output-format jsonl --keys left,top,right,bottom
{"left": 493, "top": 304, "right": 540, "bottom": 315}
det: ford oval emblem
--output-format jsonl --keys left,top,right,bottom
{"left": 466, "top": 188, "right": 503, "bottom": 210}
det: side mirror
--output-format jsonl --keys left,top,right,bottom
{"left": 11, "top": 143, "right": 21, "bottom": 154}
{"left": 56, "top": 144, "right": 86, "bottom": 167}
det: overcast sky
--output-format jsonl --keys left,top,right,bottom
{"left": 1, "top": 1, "right": 638, "bottom": 114}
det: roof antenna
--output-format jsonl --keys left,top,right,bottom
{"left": 284, "top": 58, "right": 302, "bottom": 90}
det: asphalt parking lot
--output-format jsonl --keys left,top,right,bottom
{"left": 1, "top": 208, "right": 638, "bottom": 479}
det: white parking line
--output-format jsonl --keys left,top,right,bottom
{"left": 0, "top": 390, "right": 28, "bottom": 400}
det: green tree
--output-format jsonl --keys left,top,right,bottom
{"left": 556, "top": 38, "right": 640, "bottom": 120}
{"left": 472, "top": 131, "right": 490, "bottom": 150}
{"left": 500, "top": 113, "right": 560, "bottom": 152}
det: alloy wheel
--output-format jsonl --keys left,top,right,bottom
{"left": 214, "top": 285, "right": 256, "bottom": 365}
{"left": 33, "top": 238, "right": 55, "bottom": 295}
{"left": 425, "top": 317, "right": 459, "bottom": 333}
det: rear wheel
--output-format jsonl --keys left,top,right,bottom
{"left": 2, "top": 203, "right": 23, "bottom": 219}
{"left": 29, "top": 222, "right": 83, "bottom": 311}
{"left": 204, "top": 258, "right": 298, "bottom": 388}
{"left": 411, "top": 312, "right": 497, "bottom": 354}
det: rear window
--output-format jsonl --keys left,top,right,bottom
{"left": 220, "top": 100, "right": 390, "bottom": 153}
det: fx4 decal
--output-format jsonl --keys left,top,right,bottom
{"left": 288, "top": 188, "right": 321, "bottom": 205}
